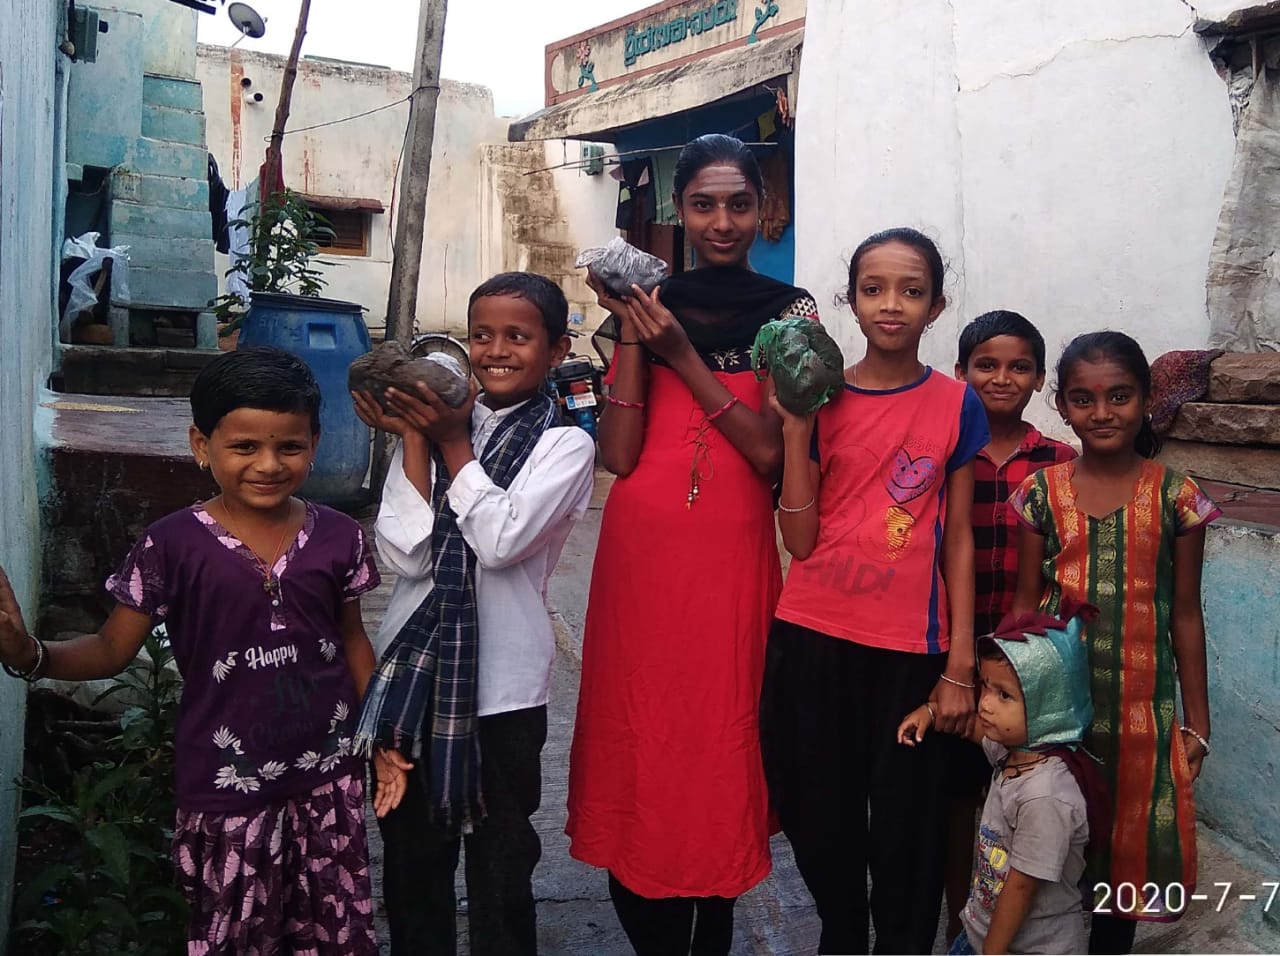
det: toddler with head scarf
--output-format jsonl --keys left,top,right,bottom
{"left": 898, "top": 600, "right": 1108, "bottom": 955}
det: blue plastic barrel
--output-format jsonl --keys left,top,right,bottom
{"left": 237, "top": 292, "right": 371, "bottom": 505}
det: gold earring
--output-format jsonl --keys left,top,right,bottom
{"left": 198, "top": 459, "right": 208, "bottom": 471}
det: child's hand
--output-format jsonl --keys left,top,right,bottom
{"left": 352, "top": 390, "right": 416, "bottom": 437}
{"left": 372, "top": 747, "right": 414, "bottom": 818}
{"left": 626, "top": 285, "right": 694, "bottom": 364}
{"left": 766, "top": 376, "right": 815, "bottom": 436}
{"left": 896, "top": 703, "right": 935, "bottom": 746}
{"left": 585, "top": 269, "right": 632, "bottom": 319}
{"left": 933, "top": 673, "right": 978, "bottom": 736}
{"left": 1181, "top": 729, "right": 1209, "bottom": 782}
{"left": 0, "top": 566, "right": 36, "bottom": 670}
{"left": 385, "top": 380, "right": 478, "bottom": 445}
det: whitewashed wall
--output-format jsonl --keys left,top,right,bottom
{"left": 198, "top": 45, "right": 509, "bottom": 332}
{"left": 794, "top": 0, "right": 1242, "bottom": 435}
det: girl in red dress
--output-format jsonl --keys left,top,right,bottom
{"left": 567, "top": 134, "right": 818, "bottom": 955}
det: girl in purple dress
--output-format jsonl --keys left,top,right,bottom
{"left": 0, "top": 348, "right": 406, "bottom": 955}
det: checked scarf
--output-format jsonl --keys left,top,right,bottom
{"left": 355, "top": 392, "right": 560, "bottom": 832}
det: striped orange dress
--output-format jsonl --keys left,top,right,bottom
{"left": 1011, "top": 460, "right": 1220, "bottom": 920}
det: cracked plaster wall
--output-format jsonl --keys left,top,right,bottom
{"left": 795, "top": 0, "right": 1240, "bottom": 439}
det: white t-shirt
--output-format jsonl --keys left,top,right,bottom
{"left": 373, "top": 401, "right": 595, "bottom": 716}
{"left": 961, "top": 739, "right": 1090, "bottom": 954}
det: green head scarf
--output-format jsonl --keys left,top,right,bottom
{"left": 986, "top": 600, "right": 1095, "bottom": 749}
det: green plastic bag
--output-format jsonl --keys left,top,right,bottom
{"left": 751, "top": 318, "right": 845, "bottom": 414}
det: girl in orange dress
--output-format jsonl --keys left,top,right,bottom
{"left": 1011, "top": 332, "right": 1220, "bottom": 955}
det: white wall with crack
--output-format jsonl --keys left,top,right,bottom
{"left": 794, "top": 0, "right": 1250, "bottom": 436}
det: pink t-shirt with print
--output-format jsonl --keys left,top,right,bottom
{"left": 775, "top": 368, "right": 989, "bottom": 654}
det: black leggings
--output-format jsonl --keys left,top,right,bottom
{"left": 1089, "top": 914, "right": 1138, "bottom": 954}
{"left": 760, "top": 620, "right": 949, "bottom": 955}
{"left": 608, "top": 872, "right": 736, "bottom": 956}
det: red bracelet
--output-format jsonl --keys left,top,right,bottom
{"left": 706, "top": 396, "right": 740, "bottom": 422}
{"left": 607, "top": 396, "right": 645, "bottom": 409}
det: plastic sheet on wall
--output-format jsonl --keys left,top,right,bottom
{"left": 1207, "top": 66, "right": 1280, "bottom": 352}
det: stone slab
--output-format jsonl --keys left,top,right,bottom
{"left": 1159, "top": 439, "right": 1280, "bottom": 491}
{"left": 113, "top": 170, "right": 209, "bottom": 211}
{"left": 1208, "top": 352, "right": 1280, "bottom": 405}
{"left": 58, "top": 347, "right": 217, "bottom": 398}
{"left": 109, "top": 198, "right": 211, "bottom": 241}
{"left": 141, "top": 103, "right": 207, "bottom": 148}
{"left": 127, "top": 136, "right": 207, "bottom": 179}
{"left": 142, "top": 74, "right": 204, "bottom": 112}
{"left": 128, "top": 266, "right": 218, "bottom": 310}
{"left": 111, "top": 234, "right": 215, "bottom": 270}
{"left": 40, "top": 396, "right": 215, "bottom": 620}
{"left": 1169, "top": 403, "right": 1280, "bottom": 446}
{"left": 1198, "top": 479, "right": 1280, "bottom": 531}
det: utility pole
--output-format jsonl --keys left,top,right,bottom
{"left": 374, "top": 0, "right": 448, "bottom": 488}
{"left": 261, "top": 0, "right": 312, "bottom": 199}
{"left": 384, "top": 0, "right": 448, "bottom": 346}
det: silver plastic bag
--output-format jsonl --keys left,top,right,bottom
{"left": 575, "top": 236, "right": 670, "bottom": 298}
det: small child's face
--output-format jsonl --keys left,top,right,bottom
{"left": 469, "top": 294, "right": 570, "bottom": 410}
{"left": 956, "top": 335, "right": 1044, "bottom": 422}
{"left": 189, "top": 408, "right": 317, "bottom": 513}
{"left": 977, "top": 656, "right": 1028, "bottom": 748}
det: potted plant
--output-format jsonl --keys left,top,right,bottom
{"left": 211, "top": 188, "right": 335, "bottom": 338}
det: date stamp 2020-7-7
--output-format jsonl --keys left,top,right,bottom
{"left": 1094, "top": 881, "right": 1279, "bottom": 917}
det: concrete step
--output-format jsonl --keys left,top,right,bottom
{"left": 109, "top": 199, "right": 211, "bottom": 242}
{"left": 142, "top": 74, "right": 203, "bottom": 112}
{"left": 127, "top": 266, "right": 218, "bottom": 310}
{"left": 127, "top": 136, "right": 206, "bottom": 179}
{"left": 112, "top": 169, "right": 208, "bottom": 212}
{"left": 141, "top": 103, "right": 207, "bottom": 148}
{"left": 111, "top": 234, "right": 215, "bottom": 273}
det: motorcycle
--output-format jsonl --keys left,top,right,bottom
{"left": 548, "top": 331, "right": 605, "bottom": 440}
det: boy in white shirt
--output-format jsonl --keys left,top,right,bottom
{"left": 353, "top": 272, "right": 596, "bottom": 956}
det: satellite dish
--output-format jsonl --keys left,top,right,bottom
{"left": 227, "top": 2, "right": 266, "bottom": 40}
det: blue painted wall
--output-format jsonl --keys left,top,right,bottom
{"left": 65, "top": 0, "right": 215, "bottom": 317}
{"left": 1198, "top": 521, "right": 1280, "bottom": 880}
{"left": 611, "top": 92, "right": 797, "bottom": 286}
{"left": 0, "top": 0, "right": 64, "bottom": 947}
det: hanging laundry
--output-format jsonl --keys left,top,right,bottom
{"left": 225, "top": 179, "right": 257, "bottom": 305}
{"left": 759, "top": 148, "right": 791, "bottom": 242}
{"left": 614, "top": 157, "right": 655, "bottom": 229}
{"left": 650, "top": 148, "right": 680, "bottom": 225}
{"left": 208, "top": 154, "right": 231, "bottom": 253}
{"left": 757, "top": 107, "right": 778, "bottom": 143}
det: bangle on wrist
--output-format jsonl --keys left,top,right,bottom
{"left": 606, "top": 396, "right": 645, "bottom": 409}
{"left": 706, "top": 396, "right": 739, "bottom": 423}
{"left": 778, "top": 497, "right": 815, "bottom": 514}
{"left": 3, "top": 634, "right": 46, "bottom": 683}
{"left": 1179, "top": 725, "right": 1210, "bottom": 756}
{"left": 616, "top": 340, "right": 642, "bottom": 346}
{"left": 924, "top": 702, "right": 936, "bottom": 725}
{"left": 939, "top": 672, "right": 976, "bottom": 690}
